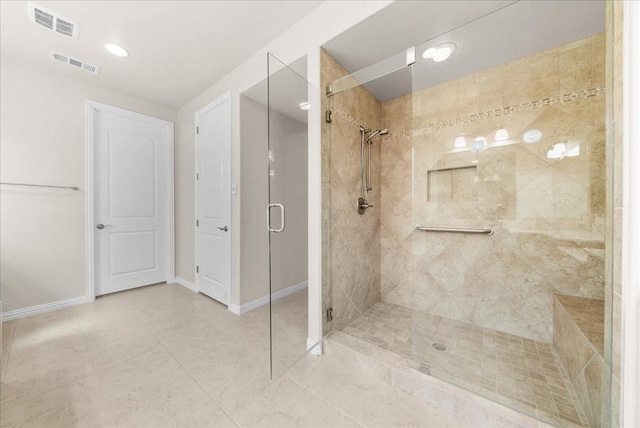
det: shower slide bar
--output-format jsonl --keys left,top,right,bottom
{"left": 415, "top": 225, "right": 494, "bottom": 235}
{"left": 0, "top": 182, "right": 79, "bottom": 191}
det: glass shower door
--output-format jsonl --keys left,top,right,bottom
{"left": 409, "top": 2, "right": 610, "bottom": 426}
{"left": 266, "top": 53, "right": 313, "bottom": 378}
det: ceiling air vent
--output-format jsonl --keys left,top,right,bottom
{"left": 27, "top": 2, "right": 79, "bottom": 37}
{"left": 50, "top": 51, "right": 99, "bottom": 75}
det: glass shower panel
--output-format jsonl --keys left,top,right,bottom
{"left": 326, "top": 49, "right": 412, "bottom": 97}
{"left": 267, "top": 53, "right": 316, "bottom": 379}
{"left": 410, "top": 1, "right": 609, "bottom": 426}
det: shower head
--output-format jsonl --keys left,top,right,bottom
{"left": 365, "top": 128, "right": 389, "bottom": 143}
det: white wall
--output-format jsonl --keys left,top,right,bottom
{"left": 175, "top": 0, "right": 392, "bottom": 344}
{"left": 0, "top": 59, "right": 176, "bottom": 313}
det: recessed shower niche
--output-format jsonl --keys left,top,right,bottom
{"left": 426, "top": 165, "right": 478, "bottom": 202}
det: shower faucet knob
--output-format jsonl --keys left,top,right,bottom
{"left": 357, "top": 197, "right": 373, "bottom": 215}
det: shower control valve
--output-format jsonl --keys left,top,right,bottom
{"left": 357, "top": 197, "right": 373, "bottom": 215}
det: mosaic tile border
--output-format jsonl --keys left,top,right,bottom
{"left": 327, "top": 87, "right": 605, "bottom": 140}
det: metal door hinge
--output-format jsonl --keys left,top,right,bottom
{"left": 196, "top": 219, "right": 199, "bottom": 227}
{"left": 326, "top": 307, "right": 333, "bottom": 321}
{"left": 196, "top": 266, "right": 199, "bottom": 273}
{"left": 325, "top": 110, "right": 332, "bottom": 123}
{"left": 196, "top": 126, "right": 199, "bottom": 134}
{"left": 196, "top": 173, "right": 199, "bottom": 180}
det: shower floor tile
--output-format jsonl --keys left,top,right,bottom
{"left": 342, "top": 301, "right": 589, "bottom": 428}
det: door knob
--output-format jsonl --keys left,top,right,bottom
{"left": 217, "top": 226, "right": 228, "bottom": 232}
{"left": 96, "top": 224, "right": 112, "bottom": 229}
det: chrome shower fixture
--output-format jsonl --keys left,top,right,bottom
{"left": 357, "top": 127, "right": 388, "bottom": 215}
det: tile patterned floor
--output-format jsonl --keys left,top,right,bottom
{"left": 342, "top": 301, "right": 589, "bottom": 428}
{"left": 1, "top": 283, "right": 547, "bottom": 428}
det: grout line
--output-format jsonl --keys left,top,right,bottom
{"left": 284, "top": 366, "right": 367, "bottom": 428}
{"left": 153, "top": 339, "right": 224, "bottom": 426}
{"left": 207, "top": 392, "right": 242, "bottom": 428}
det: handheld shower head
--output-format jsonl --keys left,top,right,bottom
{"left": 365, "top": 128, "right": 389, "bottom": 143}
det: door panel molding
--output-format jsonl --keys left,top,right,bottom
{"left": 86, "top": 100, "right": 175, "bottom": 301}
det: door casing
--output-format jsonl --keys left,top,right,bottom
{"left": 86, "top": 100, "right": 175, "bottom": 301}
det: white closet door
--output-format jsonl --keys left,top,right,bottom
{"left": 93, "top": 104, "right": 173, "bottom": 296}
{"left": 195, "top": 94, "right": 231, "bottom": 305}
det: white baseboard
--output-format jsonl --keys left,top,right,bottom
{"left": 2, "top": 296, "right": 88, "bottom": 321}
{"left": 175, "top": 277, "right": 197, "bottom": 293}
{"left": 307, "top": 338, "right": 323, "bottom": 356}
{"left": 229, "top": 281, "right": 308, "bottom": 315}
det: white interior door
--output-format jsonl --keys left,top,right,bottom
{"left": 92, "top": 102, "right": 173, "bottom": 296}
{"left": 195, "top": 94, "right": 231, "bottom": 304}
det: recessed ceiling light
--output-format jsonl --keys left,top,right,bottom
{"left": 104, "top": 43, "right": 128, "bottom": 57}
{"left": 454, "top": 136, "right": 466, "bottom": 148}
{"left": 422, "top": 43, "right": 456, "bottom": 62}
{"left": 299, "top": 102, "right": 311, "bottom": 111}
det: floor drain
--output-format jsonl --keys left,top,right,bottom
{"left": 432, "top": 342, "right": 447, "bottom": 351}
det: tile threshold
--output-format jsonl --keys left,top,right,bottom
{"left": 326, "top": 331, "right": 583, "bottom": 428}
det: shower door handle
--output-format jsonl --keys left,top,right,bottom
{"left": 266, "top": 203, "right": 285, "bottom": 233}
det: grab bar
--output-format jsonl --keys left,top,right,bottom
{"left": 415, "top": 225, "right": 494, "bottom": 235}
{"left": 1, "top": 182, "right": 79, "bottom": 191}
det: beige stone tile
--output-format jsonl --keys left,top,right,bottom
{"left": 0, "top": 375, "right": 113, "bottom": 428}
{"left": 98, "top": 348, "right": 206, "bottom": 427}
{"left": 529, "top": 49, "right": 559, "bottom": 82}
{"left": 158, "top": 396, "right": 237, "bottom": 428}
{"left": 560, "top": 67, "right": 594, "bottom": 93}
{"left": 163, "top": 324, "right": 232, "bottom": 365}
{"left": 479, "top": 66, "right": 505, "bottom": 93}
{"left": 553, "top": 298, "right": 595, "bottom": 382}
{"left": 88, "top": 328, "right": 163, "bottom": 373}
{"left": 611, "top": 376, "right": 620, "bottom": 428}
{"left": 612, "top": 292, "right": 621, "bottom": 381}
{"left": 214, "top": 314, "right": 271, "bottom": 363}
{"left": 1, "top": 350, "right": 96, "bottom": 408}
{"left": 584, "top": 355, "right": 604, "bottom": 427}
{"left": 2, "top": 320, "right": 16, "bottom": 347}
{"left": 137, "top": 304, "right": 216, "bottom": 346}
{"left": 115, "top": 282, "right": 199, "bottom": 317}
{"left": 504, "top": 57, "right": 530, "bottom": 88}
{"left": 479, "top": 91, "right": 503, "bottom": 111}
{"left": 211, "top": 357, "right": 360, "bottom": 427}
{"left": 530, "top": 76, "right": 561, "bottom": 99}
{"left": 10, "top": 309, "right": 81, "bottom": 341}
{"left": 284, "top": 350, "right": 454, "bottom": 427}
{"left": 559, "top": 42, "right": 593, "bottom": 75}
{"left": 183, "top": 338, "right": 266, "bottom": 393}
{"left": 504, "top": 83, "right": 531, "bottom": 106}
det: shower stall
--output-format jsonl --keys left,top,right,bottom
{"left": 321, "top": 1, "right": 614, "bottom": 427}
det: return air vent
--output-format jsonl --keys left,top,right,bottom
{"left": 27, "top": 2, "right": 79, "bottom": 37}
{"left": 50, "top": 51, "right": 99, "bottom": 75}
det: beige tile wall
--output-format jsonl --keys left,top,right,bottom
{"left": 321, "top": 49, "right": 383, "bottom": 331}
{"left": 379, "top": 34, "right": 607, "bottom": 343}
{"left": 554, "top": 296, "right": 606, "bottom": 427}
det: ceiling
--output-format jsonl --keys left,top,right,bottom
{"left": 0, "top": 1, "right": 323, "bottom": 109}
{"left": 323, "top": 0, "right": 605, "bottom": 101}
